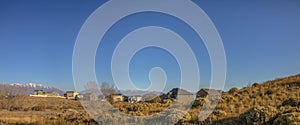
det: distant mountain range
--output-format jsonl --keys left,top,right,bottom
{"left": 1, "top": 83, "right": 65, "bottom": 96}
{"left": 119, "top": 89, "right": 161, "bottom": 96}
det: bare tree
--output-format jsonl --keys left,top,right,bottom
{"left": 100, "top": 82, "right": 116, "bottom": 96}
{"left": 0, "top": 83, "right": 15, "bottom": 110}
{"left": 85, "top": 81, "right": 99, "bottom": 93}
{"left": 0, "top": 83, "right": 9, "bottom": 96}
{"left": 0, "top": 83, "right": 29, "bottom": 110}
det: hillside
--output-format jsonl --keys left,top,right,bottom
{"left": 108, "top": 74, "right": 300, "bottom": 124}
{"left": 0, "top": 74, "right": 299, "bottom": 125}
{"left": 195, "top": 74, "right": 300, "bottom": 124}
{"left": 0, "top": 96, "right": 97, "bottom": 125}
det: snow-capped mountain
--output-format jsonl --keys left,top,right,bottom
{"left": 1, "top": 83, "right": 65, "bottom": 96}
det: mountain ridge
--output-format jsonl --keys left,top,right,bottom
{"left": 0, "top": 83, "right": 65, "bottom": 96}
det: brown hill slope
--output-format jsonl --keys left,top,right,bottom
{"left": 85, "top": 74, "right": 300, "bottom": 124}
{"left": 0, "top": 74, "right": 299, "bottom": 125}
{"left": 0, "top": 96, "right": 97, "bottom": 125}
{"left": 193, "top": 74, "right": 300, "bottom": 124}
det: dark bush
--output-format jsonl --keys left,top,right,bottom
{"left": 9, "top": 106, "right": 22, "bottom": 111}
{"left": 259, "top": 93, "right": 264, "bottom": 97}
{"left": 282, "top": 98, "right": 298, "bottom": 107}
{"left": 32, "top": 106, "right": 45, "bottom": 111}
{"left": 149, "top": 96, "right": 162, "bottom": 103}
{"left": 252, "top": 83, "right": 259, "bottom": 87}
{"left": 228, "top": 88, "right": 238, "bottom": 94}
{"left": 265, "top": 90, "right": 273, "bottom": 95}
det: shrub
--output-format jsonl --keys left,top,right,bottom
{"left": 238, "top": 106, "right": 277, "bottom": 124}
{"left": 282, "top": 98, "right": 298, "bottom": 107}
{"left": 228, "top": 87, "right": 238, "bottom": 94}
{"left": 31, "top": 105, "right": 45, "bottom": 111}
{"left": 149, "top": 97, "right": 161, "bottom": 103}
{"left": 265, "top": 90, "right": 273, "bottom": 95}
{"left": 273, "top": 112, "right": 300, "bottom": 124}
{"left": 252, "top": 83, "right": 259, "bottom": 87}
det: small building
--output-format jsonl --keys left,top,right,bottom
{"left": 108, "top": 94, "right": 124, "bottom": 103}
{"left": 34, "top": 90, "right": 45, "bottom": 95}
{"left": 159, "top": 88, "right": 194, "bottom": 103}
{"left": 168, "top": 88, "right": 194, "bottom": 100}
{"left": 30, "top": 90, "right": 62, "bottom": 98}
{"left": 196, "top": 88, "right": 223, "bottom": 98}
{"left": 64, "top": 91, "right": 79, "bottom": 100}
{"left": 125, "top": 95, "right": 142, "bottom": 103}
{"left": 159, "top": 93, "right": 170, "bottom": 100}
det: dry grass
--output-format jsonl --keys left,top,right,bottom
{"left": 0, "top": 96, "right": 83, "bottom": 111}
{"left": 0, "top": 74, "right": 299, "bottom": 124}
{"left": 0, "top": 96, "right": 96, "bottom": 125}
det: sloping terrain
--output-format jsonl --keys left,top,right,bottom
{"left": 0, "top": 96, "right": 97, "bottom": 125}
{"left": 193, "top": 74, "right": 300, "bottom": 124}
{"left": 0, "top": 74, "right": 299, "bottom": 125}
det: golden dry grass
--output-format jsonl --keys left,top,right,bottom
{"left": 0, "top": 74, "right": 299, "bottom": 124}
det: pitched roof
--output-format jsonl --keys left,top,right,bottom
{"left": 110, "top": 93, "right": 123, "bottom": 96}
{"left": 169, "top": 88, "right": 193, "bottom": 95}
{"left": 197, "top": 88, "right": 223, "bottom": 95}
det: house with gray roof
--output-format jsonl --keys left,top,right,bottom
{"left": 196, "top": 88, "right": 223, "bottom": 98}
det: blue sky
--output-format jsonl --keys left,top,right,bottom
{"left": 0, "top": 0, "right": 300, "bottom": 91}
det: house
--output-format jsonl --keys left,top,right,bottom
{"left": 30, "top": 90, "right": 61, "bottom": 98}
{"left": 163, "top": 88, "right": 194, "bottom": 101}
{"left": 64, "top": 91, "right": 79, "bottom": 100}
{"left": 196, "top": 88, "right": 223, "bottom": 98}
{"left": 34, "top": 90, "right": 44, "bottom": 95}
{"left": 159, "top": 93, "right": 170, "bottom": 100}
{"left": 108, "top": 94, "right": 124, "bottom": 103}
{"left": 125, "top": 95, "right": 142, "bottom": 103}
